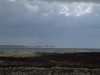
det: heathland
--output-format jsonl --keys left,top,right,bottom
{"left": 0, "top": 50, "right": 100, "bottom": 75}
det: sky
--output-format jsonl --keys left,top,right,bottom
{"left": 0, "top": 0, "right": 100, "bottom": 48}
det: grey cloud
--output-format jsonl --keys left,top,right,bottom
{"left": 8, "top": 0, "right": 100, "bottom": 4}
{"left": 1, "top": 0, "right": 100, "bottom": 48}
{"left": 42, "top": 0, "right": 100, "bottom": 4}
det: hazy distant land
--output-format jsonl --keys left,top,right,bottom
{"left": 0, "top": 45, "right": 56, "bottom": 48}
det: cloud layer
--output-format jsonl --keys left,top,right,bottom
{"left": 24, "top": 4, "right": 39, "bottom": 15}
{"left": 58, "top": 3, "right": 93, "bottom": 17}
{"left": 0, "top": 0, "right": 100, "bottom": 48}
{"left": 8, "top": 0, "right": 100, "bottom": 4}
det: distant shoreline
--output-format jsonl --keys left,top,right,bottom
{"left": 0, "top": 45, "right": 100, "bottom": 49}
{"left": 0, "top": 46, "right": 58, "bottom": 48}
{"left": 0, "top": 45, "right": 57, "bottom": 48}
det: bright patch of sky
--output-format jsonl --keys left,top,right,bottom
{"left": 58, "top": 3, "right": 93, "bottom": 17}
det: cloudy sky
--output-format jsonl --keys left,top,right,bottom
{"left": 0, "top": 0, "right": 100, "bottom": 48}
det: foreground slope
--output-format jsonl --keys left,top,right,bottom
{"left": 0, "top": 50, "right": 99, "bottom": 68}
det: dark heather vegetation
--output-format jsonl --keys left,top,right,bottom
{"left": 0, "top": 67, "right": 100, "bottom": 75}
{"left": 0, "top": 51, "right": 100, "bottom": 75}
{"left": 0, "top": 52, "right": 100, "bottom": 68}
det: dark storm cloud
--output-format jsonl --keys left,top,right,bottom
{"left": 9, "top": 0, "right": 100, "bottom": 4}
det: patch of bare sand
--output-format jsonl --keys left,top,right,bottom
{"left": 55, "top": 50, "right": 90, "bottom": 53}
{"left": 0, "top": 50, "right": 90, "bottom": 57}
{"left": 0, "top": 50, "right": 39, "bottom": 57}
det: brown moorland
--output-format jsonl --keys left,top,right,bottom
{"left": 0, "top": 50, "right": 100, "bottom": 69}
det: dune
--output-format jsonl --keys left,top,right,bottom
{"left": 0, "top": 50, "right": 89, "bottom": 57}
{"left": 55, "top": 50, "right": 90, "bottom": 53}
{"left": 0, "top": 50, "right": 39, "bottom": 57}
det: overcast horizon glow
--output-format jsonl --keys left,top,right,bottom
{"left": 0, "top": 0, "right": 100, "bottom": 48}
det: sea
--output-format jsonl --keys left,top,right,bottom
{"left": 0, "top": 47, "right": 100, "bottom": 52}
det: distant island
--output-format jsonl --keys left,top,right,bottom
{"left": 0, "top": 45, "right": 56, "bottom": 48}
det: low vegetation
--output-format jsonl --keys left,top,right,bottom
{"left": 0, "top": 50, "right": 100, "bottom": 75}
{"left": 0, "top": 67, "right": 100, "bottom": 75}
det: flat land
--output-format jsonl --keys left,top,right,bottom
{"left": 0, "top": 50, "right": 99, "bottom": 68}
{"left": 0, "top": 50, "right": 100, "bottom": 75}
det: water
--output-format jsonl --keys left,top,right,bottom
{"left": 0, "top": 47, "right": 100, "bottom": 52}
